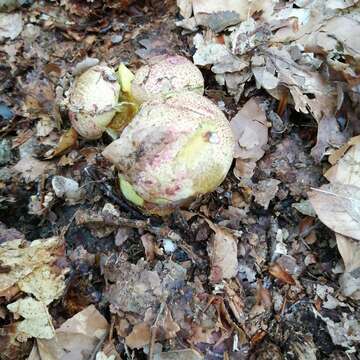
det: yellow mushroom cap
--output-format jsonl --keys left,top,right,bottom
{"left": 131, "top": 55, "right": 204, "bottom": 104}
{"left": 68, "top": 65, "right": 120, "bottom": 139}
{"left": 102, "top": 92, "right": 234, "bottom": 213}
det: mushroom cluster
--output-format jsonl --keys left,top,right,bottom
{"left": 67, "top": 55, "right": 235, "bottom": 214}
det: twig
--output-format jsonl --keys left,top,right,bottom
{"left": 76, "top": 210, "right": 204, "bottom": 264}
{"left": 88, "top": 331, "right": 108, "bottom": 360}
{"left": 149, "top": 303, "right": 166, "bottom": 360}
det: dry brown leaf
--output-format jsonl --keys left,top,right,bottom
{"left": 311, "top": 116, "right": 351, "bottom": 163}
{"left": 308, "top": 183, "right": 360, "bottom": 241}
{"left": 154, "top": 349, "right": 204, "bottom": 360}
{"left": 230, "top": 98, "right": 268, "bottom": 161}
{"left": 206, "top": 221, "right": 238, "bottom": 283}
{"left": 155, "top": 305, "right": 180, "bottom": 340}
{"left": 28, "top": 305, "right": 109, "bottom": 360}
{"left": 261, "top": 48, "right": 338, "bottom": 122}
{"left": 336, "top": 234, "right": 360, "bottom": 273}
{"left": 253, "top": 179, "right": 280, "bottom": 209}
{"left": 45, "top": 128, "right": 78, "bottom": 159}
{"left": 13, "top": 156, "right": 56, "bottom": 184}
{"left": 268, "top": 263, "right": 295, "bottom": 285}
{"left": 125, "top": 322, "right": 151, "bottom": 349}
{"left": 141, "top": 233, "right": 161, "bottom": 262}
{"left": 325, "top": 142, "right": 360, "bottom": 186}
{"left": 328, "top": 135, "right": 360, "bottom": 165}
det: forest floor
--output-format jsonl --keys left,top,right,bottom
{"left": 0, "top": 0, "right": 360, "bottom": 359}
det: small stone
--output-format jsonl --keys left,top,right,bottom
{"left": 111, "top": 34, "right": 123, "bottom": 44}
{"left": 0, "top": 103, "right": 14, "bottom": 121}
{"left": 163, "top": 239, "right": 177, "bottom": 254}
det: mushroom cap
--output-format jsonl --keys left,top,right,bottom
{"left": 102, "top": 92, "right": 234, "bottom": 212}
{"left": 131, "top": 55, "right": 204, "bottom": 104}
{"left": 68, "top": 65, "right": 120, "bottom": 139}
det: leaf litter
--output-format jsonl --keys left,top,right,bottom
{"left": 0, "top": 0, "right": 360, "bottom": 359}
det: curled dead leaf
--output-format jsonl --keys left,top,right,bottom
{"left": 308, "top": 183, "right": 360, "bottom": 241}
{"left": 44, "top": 128, "right": 78, "bottom": 159}
{"left": 268, "top": 263, "right": 295, "bottom": 285}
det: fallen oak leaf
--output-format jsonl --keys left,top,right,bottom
{"left": 308, "top": 183, "right": 360, "bottom": 241}
{"left": 268, "top": 263, "right": 295, "bottom": 285}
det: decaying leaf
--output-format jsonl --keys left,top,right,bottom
{"left": 104, "top": 258, "right": 186, "bottom": 316}
{"left": 230, "top": 98, "right": 268, "bottom": 161}
{"left": 253, "top": 179, "right": 280, "bottom": 209}
{"left": 125, "top": 322, "right": 151, "bottom": 349}
{"left": 28, "top": 305, "right": 109, "bottom": 360}
{"left": 154, "top": 349, "right": 204, "bottom": 360}
{"left": 336, "top": 234, "right": 360, "bottom": 274}
{"left": 0, "top": 12, "right": 23, "bottom": 40}
{"left": 314, "top": 309, "right": 360, "bottom": 348}
{"left": 18, "top": 265, "right": 66, "bottom": 305}
{"left": 311, "top": 116, "right": 351, "bottom": 163}
{"left": 230, "top": 98, "right": 268, "bottom": 179}
{"left": 0, "top": 236, "right": 67, "bottom": 302}
{"left": 325, "top": 141, "right": 360, "bottom": 186}
{"left": 255, "top": 48, "right": 338, "bottom": 122}
{"left": 308, "top": 183, "right": 360, "bottom": 241}
{"left": 44, "top": 128, "right": 78, "bottom": 159}
{"left": 12, "top": 156, "right": 56, "bottom": 184}
{"left": 268, "top": 263, "right": 295, "bottom": 285}
{"left": 7, "top": 297, "right": 55, "bottom": 341}
{"left": 206, "top": 221, "right": 238, "bottom": 283}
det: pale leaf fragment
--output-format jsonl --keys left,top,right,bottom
{"left": 0, "top": 236, "right": 66, "bottom": 302}
{"left": 18, "top": 265, "right": 66, "bottom": 305}
{"left": 253, "top": 179, "right": 280, "bottom": 209}
{"left": 308, "top": 183, "right": 360, "bottom": 241}
{"left": 29, "top": 305, "right": 109, "bottom": 360}
{"left": 7, "top": 297, "right": 55, "bottom": 341}
{"left": 336, "top": 234, "right": 360, "bottom": 274}
{"left": 0, "top": 12, "right": 23, "bottom": 40}
{"left": 325, "top": 142, "right": 360, "bottom": 187}
{"left": 230, "top": 98, "right": 268, "bottom": 160}
{"left": 206, "top": 221, "right": 238, "bottom": 283}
